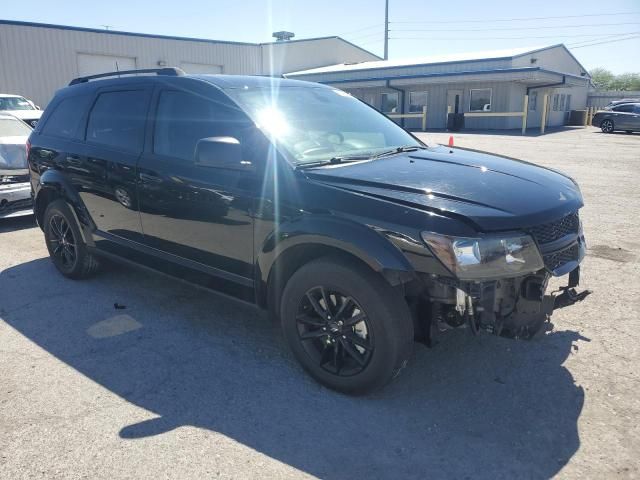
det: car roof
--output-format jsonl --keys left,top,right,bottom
{"left": 188, "top": 74, "right": 325, "bottom": 89}
{"left": 59, "top": 73, "right": 325, "bottom": 97}
{"left": 0, "top": 94, "right": 24, "bottom": 98}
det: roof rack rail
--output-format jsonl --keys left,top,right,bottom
{"left": 69, "top": 67, "right": 185, "bottom": 86}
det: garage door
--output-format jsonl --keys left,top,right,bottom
{"left": 180, "top": 62, "right": 223, "bottom": 74}
{"left": 77, "top": 53, "right": 137, "bottom": 76}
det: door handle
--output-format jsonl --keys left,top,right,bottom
{"left": 65, "top": 155, "right": 81, "bottom": 166}
{"left": 139, "top": 172, "right": 162, "bottom": 184}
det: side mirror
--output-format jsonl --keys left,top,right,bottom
{"left": 35, "top": 105, "right": 41, "bottom": 110}
{"left": 195, "top": 137, "right": 252, "bottom": 170}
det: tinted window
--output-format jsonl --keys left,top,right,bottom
{"left": 86, "top": 90, "right": 149, "bottom": 152}
{"left": 41, "top": 94, "right": 92, "bottom": 139}
{"left": 154, "top": 90, "right": 250, "bottom": 161}
{"left": 0, "top": 117, "right": 32, "bottom": 137}
{"left": 613, "top": 104, "right": 635, "bottom": 113}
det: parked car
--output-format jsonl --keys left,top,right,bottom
{"left": 592, "top": 103, "right": 640, "bottom": 133}
{"left": 604, "top": 98, "right": 640, "bottom": 110}
{"left": 0, "top": 94, "right": 42, "bottom": 128}
{"left": 28, "top": 69, "right": 587, "bottom": 394}
{"left": 0, "top": 113, "right": 32, "bottom": 218}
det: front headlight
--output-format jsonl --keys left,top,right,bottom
{"left": 421, "top": 231, "right": 544, "bottom": 280}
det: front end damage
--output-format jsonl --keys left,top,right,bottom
{"left": 409, "top": 210, "right": 589, "bottom": 342}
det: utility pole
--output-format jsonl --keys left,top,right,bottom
{"left": 383, "top": 0, "right": 389, "bottom": 60}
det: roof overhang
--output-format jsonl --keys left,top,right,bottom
{"left": 310, "top": 68, "right": 589, "bottom": 89}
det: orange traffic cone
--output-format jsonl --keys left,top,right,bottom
{"left": 448, "top": 136, "right": 454, "bottom": 147}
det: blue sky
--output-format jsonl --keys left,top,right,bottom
{"left": 2, "top": 0, "right": 639, "bottom": 73}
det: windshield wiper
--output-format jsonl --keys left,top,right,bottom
{"left": 295, "top": 154, "right": 372, "bottom": 170}
{"left": 371, "top": 145, "right": 428, "bottom": 160}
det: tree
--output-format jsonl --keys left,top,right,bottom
{"left": 590, "top": 68, "right": 640, "bottom": 91}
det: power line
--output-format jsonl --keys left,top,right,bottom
{"left": 390, "top": 11, "right": 640, "bottom": 25}
{"left": 570, "top": 34, "right": 640, "bottom": 49}
{"left": 389, "top": 21, "right": 640, "bottom": 33}
{"left": 388, "top": 31, "right": 640, "bottom": 41}
{"left": 337, "top": 23, "right": 383, "bottom": 37}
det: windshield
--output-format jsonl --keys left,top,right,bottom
{"left": 0, "top": 96, "right": 35, "bottom": 111}
{"left": 226, "top": 86, "right": 423, "bottom": 165}
{"left": 0, "top": 117, "right": 32, "bottom": 137}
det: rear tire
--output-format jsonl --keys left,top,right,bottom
{"left": 601, "top": 119, "right": 614, "bottom": 133}
{"left": 280, "top": 256, "right": 413, "bottom": 394}
{"left": 43, "top": 200, "right": 99, "bottom": 279}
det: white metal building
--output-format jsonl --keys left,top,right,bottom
{"left": 0, "top": 20, "right": 380, "bottom": 107}
{"left": 286, "top": 44, "right": 592, "bottom": 131}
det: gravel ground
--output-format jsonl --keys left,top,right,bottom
{"left": 1, "top": 127, "right": 638, "bottom": 479}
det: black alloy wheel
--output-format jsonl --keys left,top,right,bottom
{"left": 280, "top": 256, "right": 414, "bottom": 394}
{"left": 296, "top": 286, "right": 374, "bottom": 377}
{"left": 43, "top": 199, "right": 100, "bottom": 279}
{"left": 47, "top": 213, "right": 77, "bottom": 271}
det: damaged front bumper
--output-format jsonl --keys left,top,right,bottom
{"left": 0, "top": 179, "right": 32, "bottom": 219}
{"left": 415, "top": 232, "right": 588, "bottom": 341}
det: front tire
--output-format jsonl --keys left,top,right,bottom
{"left": 601, "top": 119, "right": 614, "bottom": 133}
{"left": 43, "top": 199, "right": 99, "bottom": 279}
{"left": 280, "top": 256, "right": 413, "bottom": 394}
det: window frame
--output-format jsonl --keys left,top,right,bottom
{"left": 552, "top": 94, "right": 559, "bottom": 111}
{"left": 408, "top": 91, "right": 428, "bottom": 113}
{"left": 469, "top": 88, "right": 492, "bottom": 112}
{"left": 381, "top": 92, "right": 400, "bottom": 114}
{"left": 84, "top": 87, "right": 151, "bottom": 154}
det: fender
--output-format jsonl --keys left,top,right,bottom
{"left": 257, "top": 214, "right": 417, "bottom": 295}
{"left": 35, "top": 169, "right": 94, "bottom": 243}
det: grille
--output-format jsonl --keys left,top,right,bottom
{"left": 529, "top": 211, "right": 580, "bottom": 245}
{"left": 543, "top": 243, "right": 580, "bottom": 272}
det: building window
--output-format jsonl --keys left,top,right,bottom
{"left": 560, "top": 94, "right": 566, "bottom": 111}
{"left": 381, "top": 92, "right": 399, "bottom": 113}
{"left": 469, "top": 88, "right": 492, "bottom": 112}
{"left": 566, "top": 94, "right": 572, "bottom": 111}
{"left": 552, "top": 94, "right": 559, "bottom": 111}
{"left": 409, "top": 91, "right": 427, "bottom": 113}
{"left": 529, "top": 92, "right": 537, "bottom": 111}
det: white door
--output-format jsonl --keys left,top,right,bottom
{"left": 77, "top": 53, "right": 137, "bottom": 76}
{"left": 180, "top": 62, "right": 223, "bottom": 74}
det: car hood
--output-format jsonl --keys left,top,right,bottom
{"left": 0, "top": 136, "right": 28, "bottom": 170}
{"left": 303, "top": 145, "right": 583, "bottom": 231}
{"left": 2, "top": 110, "right": 42, "bottom": 121}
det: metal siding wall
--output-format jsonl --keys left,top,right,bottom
{"left": 262, "top": 38, "right": 379, "bottom": 75}
{"left": 511, "top": 46, "right": 586, "bottom": 77}
{"left": 347, "top": 81, "right": 521, "bottom": 130}
{"left": 0, "top": 24, "right": 262, "bottom": 106}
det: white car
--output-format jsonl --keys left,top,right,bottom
{"left": 0, "top": 94, "right": 42, "bottom": 128}
{"left": 0, "top": 113, "right": 32, "bottom": 218}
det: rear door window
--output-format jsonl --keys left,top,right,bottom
{"left": 612, "top": 104, "right": 635, "bottom": 113}
{"left": 86, "top": 90, "right": 150, "bottom": 153}
{"left": 41, "top": 94, "right": 92, "bottom": 139}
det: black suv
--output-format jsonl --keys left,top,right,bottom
{"left": 28, "top": 68, "right": 586, "bottom": 394}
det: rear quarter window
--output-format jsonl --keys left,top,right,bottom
{"left": 41, "top": 94, "right": 92, "bottom": 139}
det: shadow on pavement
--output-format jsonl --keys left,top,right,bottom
{"left": 0, "top": 214, "right": 36, "bottom": 233}
{"left": 0, "top": 257, "right": 586, "bottom": 479}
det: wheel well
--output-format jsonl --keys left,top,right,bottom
{"left": 264, "top": 244, "right": 381, "bottom": 318}
{"left": 34, "top": 188, "right": 60, "bottom": 228}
